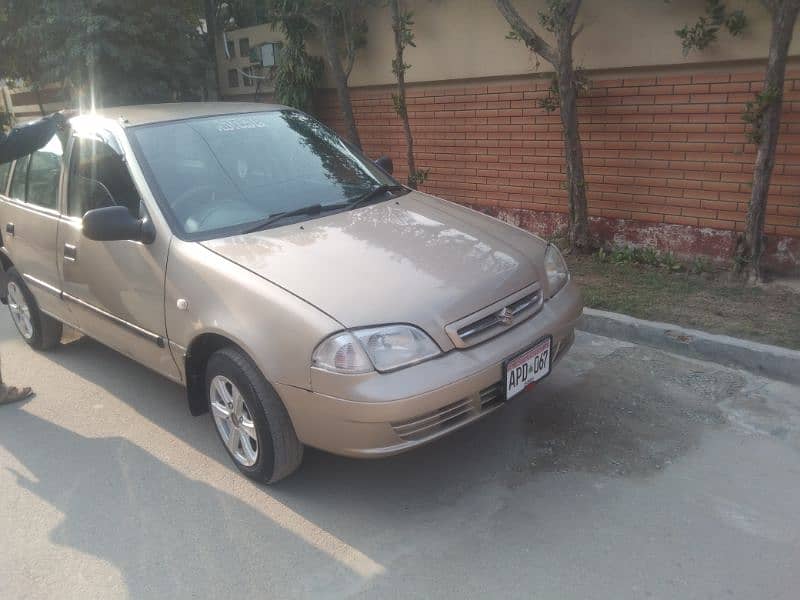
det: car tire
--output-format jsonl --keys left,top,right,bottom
{"left": 6, "top": 267, "right": 62, "bottom": 351}
{"left": 205, "top": 346, "right": 303, "bottom": 483}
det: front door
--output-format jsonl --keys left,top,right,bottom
{"left": 57, "top": 128, "right": 180, "bottom": 380}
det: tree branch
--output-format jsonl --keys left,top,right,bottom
{"left": 343, "top": 11, "right": 357, "bottom": 79}
{"left": 572, "top": 22, "right": 585, "bottom": 42}
{"left": 565, "top": 0, "right": 583, "bottom": 29}
{"left": 758, "top": 0, "right": 778, "bottom": 14}
{"left": 494, "top": 0, "right": 557, "bottom": 65}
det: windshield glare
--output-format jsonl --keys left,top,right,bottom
{"left": 130, "top": 110, "right": 395, "bottom": 237}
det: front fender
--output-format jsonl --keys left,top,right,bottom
{"left": 165, "top": 238, "right": 343, "bottom": 391}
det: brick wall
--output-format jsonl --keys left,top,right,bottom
{"left": 316, "top": 67, "right": 800, "bottom": 271}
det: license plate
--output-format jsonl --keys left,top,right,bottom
{"left": 504, "top": 336, "right": 552, "bottom": 400}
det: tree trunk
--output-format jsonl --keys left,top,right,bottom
{"left": 316, "top": 17, "right": 362, "bottom": 150}
{"left": 391, "top": 0, "right": 417, "bottom": 188}
{"left": 204, "top": 0, "right": 221, "bottom": 100}
{"left": 555, "top": 30, "right": 589, "bottom": 251}
{"left": 735, "top": 0, "right": 800, "bottom": 282}
{"left": 494, "top": 0, "right": 588, "bottom": 251}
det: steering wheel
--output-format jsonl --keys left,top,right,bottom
{"left": 170, "top": 184, "right": 218, "bottom": 220}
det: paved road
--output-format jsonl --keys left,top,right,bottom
{"left": 1, "top": 316, "right": 799, "bottom": 600}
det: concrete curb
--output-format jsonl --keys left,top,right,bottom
{"left": 577, "top": 308, "right": 800, "bottom": 385}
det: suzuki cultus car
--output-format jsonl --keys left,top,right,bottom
{"left": 0, "top": 103, "right": 582, "bottom": 482}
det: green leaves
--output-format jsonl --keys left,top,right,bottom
{"left": 742, "top": 85, "right": 781, "bottom": 145}
{"left": 1, "top": 0, "right": 204, "bottom": 106}
{"left": 675, "top": 0, "right": 749, "bottom": 55}
{"left": 273, "top": 18, "right": 324, "bottom": 112}
{"left": 596, "top": 245, "right": 684, "bottom": 271}
{"left": 392, "top": 9, "right": 416, "bottom": 49}
{"left": 391, "top": 92, "right": 406, "bottom": 118}
{"left": 536, "top": 71, "right": 589, "bottom": 113}
{"left": 263, "top": 0, "right": 372, "bottom": 111}
{"left": 538, "top": 0, "right": 571, "bottom": 33}
{"left": 408, "top": 168, "right": 429, "bottom": 188}
{"left": 391, "top": 4, "right": 414, "bottom": 78}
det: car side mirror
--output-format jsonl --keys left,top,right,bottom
{"left": 374, "top": 155, "right": 394, "bottom": 175}
{"left": 82, "top": 206, "right": 155, "bottom": 244}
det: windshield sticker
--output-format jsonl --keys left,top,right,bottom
{"left": 216, "top": 117, "right": 268, "bottom": 132}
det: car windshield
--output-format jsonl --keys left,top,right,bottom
{"left": 129, "top": 110, "right": 396, "bottom": 238}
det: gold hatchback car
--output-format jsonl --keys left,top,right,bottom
{"left": 0, "top": 103, "right": 582, "bottom": 482}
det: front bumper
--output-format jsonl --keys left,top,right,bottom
{"left": 276, "top": 279, "right": 582, "bottom": 458}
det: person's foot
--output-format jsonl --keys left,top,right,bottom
{"left": 0, "top": 385, "right": 33, "bottom": 405}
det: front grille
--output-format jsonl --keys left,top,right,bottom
{"left": 446, "top": 283, "right": 543, "bottom": 348}
{"left": 392, "top": 382, "right": 503, "bottom": 442}
{"left": 457, "top": 290, "right": 540, "bottom": 341}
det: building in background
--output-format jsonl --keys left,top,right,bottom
{"left": 0, "top": 83, "right": 65, "bottom": 123}
{"left": 217, "top": 24, "right": 285, "bottom": 101}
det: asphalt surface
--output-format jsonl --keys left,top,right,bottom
{"left": 1, "top": 316, "right": 799, "bottom": 599}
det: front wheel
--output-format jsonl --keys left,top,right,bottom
{"left": 6, "top": 268, "right": 62, "bottom": 350}
{"left": 205, "top": 347, "right": 303, "bottom": 483}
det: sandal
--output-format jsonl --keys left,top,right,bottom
{"left": 0, "top": 386, "right": 33, "bottom": 405}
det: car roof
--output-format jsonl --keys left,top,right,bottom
{"left": 86, "top": 102, "right": 286, "bottom": 128}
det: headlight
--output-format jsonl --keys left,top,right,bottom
{"left": 312, "top": 325, "right": 441, "bottom": 374}
{"left": 544, "top": 244, "right": 569, "bottom": 297}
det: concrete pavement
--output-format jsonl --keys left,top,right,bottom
{"left": 1, "top": 317, "right": 799, "bottom": 599}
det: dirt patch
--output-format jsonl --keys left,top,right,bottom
{"left": 569, "top": 254, "right": 800, "bottom": 350}
{"left": 521, "top": 347, "right": 745, "bottom": 478}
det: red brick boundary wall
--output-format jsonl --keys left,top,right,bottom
{"left": 317, "top": 67, "right": 800, "bottom": 272}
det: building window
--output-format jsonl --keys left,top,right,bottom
{"left": 254, "top": 42, "right": 282, "bottom": 67}
{"left": 241, "top": 66, "right": 264, "bottom": 87}
{"left": 239, "top": 38, "right": 250, "bottom": 59}
{"left": 242, "top": 67, "right": 254, "bottom": 87}
{"left": 228, "top": 69, "right": 239, "bottom": 88}
{"left": 226, "top": 39, "right": 235, "bottom": 59}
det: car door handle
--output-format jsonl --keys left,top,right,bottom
{"left": 5, "top": 223, "right": 14, "bottom": 236}
{"left": 63, "top": 243, "right": 77, "bottom": 262}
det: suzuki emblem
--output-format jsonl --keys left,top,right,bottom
{"left": 497, "top": 307, "right": 514, "bottom": 326}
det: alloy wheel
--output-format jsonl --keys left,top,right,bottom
{"left": 209, "top": 375, "right": 259, "bottom": 467}
{"left": 7, "top": 281, "right": 33, "bottom": 340}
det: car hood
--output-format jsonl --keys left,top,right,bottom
{"left": 201, "top": 192, "right": 547, "bottom": 349}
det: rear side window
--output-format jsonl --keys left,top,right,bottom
{"left": 9, "top": 155, "right": 30, "bottom": 201}
{"left": 68, "top": 135, "right": 141, "bottom": 218}
{"left": 26, "top": 135, "right": 63, "bottom": 210}
{"left": 0, "top": 162, "right": 11, "bottom": 195}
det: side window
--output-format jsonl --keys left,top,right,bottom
{"left": 67, "top": 135, "right": 141, "bottom": 219}
{"left": 0, "top": 162, "right": 11, "bottom": 195}
{"left": 26, "top": 135, "right": 63, "bottom": 210}
{"left": 9, "top": 155, "right": 30, "bottom": 201}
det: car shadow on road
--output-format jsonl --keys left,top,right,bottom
{"left": 30, "top": 332, "right": 534, "bottom": 498}
{"left": 34, "top": 331, "right": 745, "bottom": 495}
{"left": 3, "top": 329, "right": 751, "bottom": 596}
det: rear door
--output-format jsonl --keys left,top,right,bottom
{"left": 57, "top": 126, "right": 180, "bottom": 380}
{"left": 0, "top": 136, "right": 65, "bottom": 318}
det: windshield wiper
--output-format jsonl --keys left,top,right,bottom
{"left": 242, "top": 184, "right": 407, "bottom": 234}
{"left": 243, "top": 203, "right": 327, "bottom": 234}
{"left": 348, "top": 184, "right": 407, "bottom": 211}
